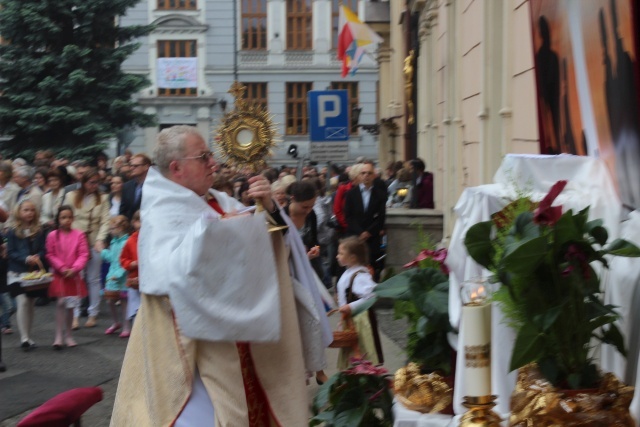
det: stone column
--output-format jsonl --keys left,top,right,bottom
{"left": 143, "top": 107, "right": 159, "bottom": 155}
{"left": 313, "top": 0, "right": 331, "bottom": 65}
{"left": 377, "top": 45, "right": 393, "bottom": 167}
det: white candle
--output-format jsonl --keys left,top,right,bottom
{"left": 461, "top": 301, "right": 492, "bottom": 397}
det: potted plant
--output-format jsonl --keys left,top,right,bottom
{"left": 355, "top": 241, "right": 454, "bottom": 376}
{"left": 350, "top": 239, "right": 455, "bottom": 415}
{"left": 310, "top": 357, "right": 393, "bottom": 426}
{"left": 464, "top": 180, "right": 640, "bottom": 390}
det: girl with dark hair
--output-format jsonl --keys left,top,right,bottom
{"left": 45, "top": 206, "right": 90, "bottom": 349}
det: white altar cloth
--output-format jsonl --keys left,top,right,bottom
{"left": 447, "top": 154, "right": 622, "bottom": 415}
{"left": 600, "top": 211, "right": 640, "bottom": 423}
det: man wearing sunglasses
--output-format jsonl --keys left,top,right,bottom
{"left": 112, "top": 125, "right": 329, "bottom": 427}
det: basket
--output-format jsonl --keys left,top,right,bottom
{"left": 328, "top": 310, "right": 360, "bottom": 349}
{"left": 18, "top": 258, "right": 53, "bottom": 291}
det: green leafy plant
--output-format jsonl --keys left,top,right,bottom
{"left": 354, "top": 242, "right": 453, "bottom": 375}
{"left": 0, "top": 0, "right": 156, "bottom": 156}
{"left": 464, "top": 180, "right": 640, "bottom": 389}
{"left": 310, "top": 357, "right": 393, "bottom": 427}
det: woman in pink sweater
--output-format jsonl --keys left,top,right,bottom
{"left": 46, "top": 206, "right": 90, "bottom": 349}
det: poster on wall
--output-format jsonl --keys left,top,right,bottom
{"left": 530, "top": 0, "right": 640, "bottom": 210}
{"left": 157, "top": 58, "right": 198, "bottom": 89}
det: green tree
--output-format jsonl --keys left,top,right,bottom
{"left": 0, "top": 0, "right": 156, "bottom": 157}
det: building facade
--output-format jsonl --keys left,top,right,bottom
{"left": 120, "top": 0, "right": 380, "bottom": 166}
{"left": 366, "top": 0, "right": 541, "bottom": 237}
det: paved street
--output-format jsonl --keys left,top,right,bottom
{"left": 0, "top": 301, "right": 406, "bottom": 426}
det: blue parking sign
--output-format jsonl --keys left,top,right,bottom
{"left": 308, "top": 90, "right": 349, "bottom": 142}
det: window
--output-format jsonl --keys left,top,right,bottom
{"left": 332, "top": 0, "right": 358, "bottom": 49}
{"left": 331, "top": 81, "right": 359, "bottom": 133}
{"left": 157, "top": 0, "right": 197, "bottom": 10}
{"left": 286, "top": 82, "right": 312, "bottom": 135}
{"left": 286, "top": 0, "right": 312, "bottom": 50}
{"left": 157, "top": 40, "right": 197, "bottom": 96}
{"left": 242, "top": 0, "right": 267, "bottom": 50}
{"left": 242, "top": 82, "right": 268, "bottom": 110}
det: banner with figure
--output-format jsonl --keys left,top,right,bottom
{"left": 157, "top": 58, "right": 197, "bottom": 89}
{"left": 530, "top": 0, "right": 640, "bottom": 210}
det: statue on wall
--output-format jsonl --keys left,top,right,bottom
{"left": 404, "top": 50, "right": 416, "bottom": 125}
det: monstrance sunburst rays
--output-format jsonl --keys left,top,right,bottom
{"left": 215, "top": 81, "right": 280, "bottom": 172}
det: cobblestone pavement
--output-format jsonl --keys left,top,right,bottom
{"left": 376, "top": 307, "right": 409, "bottom": 351}
{"left": 1, "top": 300, "right": 408, "bottom": 426}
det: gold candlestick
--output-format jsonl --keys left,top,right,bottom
{"left": 459, "top": 395, "right": 501, "bottom": 427}
{"left": 459, "top": 279, "right": 500, "bottom": 427}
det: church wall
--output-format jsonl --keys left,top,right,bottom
{"left": 407, "top": 0, "right": 540, "bottom": 239}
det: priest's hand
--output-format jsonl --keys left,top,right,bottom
{"left": 247, "top": 175, "right": 274, "bottom": 212}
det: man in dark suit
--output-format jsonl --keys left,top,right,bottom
{"left": 119, "top": 153, "right": 151, "bottom": 219}
{"left": 344, "top": 161, "right": 386, "bottom": 280}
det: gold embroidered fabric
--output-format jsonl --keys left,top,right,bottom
{"left": 110, "top": 232, "right": 308, "bottom": 427}
{"left": 394, "top": 363, "right": 453, "bottom": 414}
{"left": 509, "top": 364, "right": 635, "bottom": 427}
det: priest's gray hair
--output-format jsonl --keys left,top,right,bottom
{"left": 154, "top": 125, "right": 202, "bottom": 175}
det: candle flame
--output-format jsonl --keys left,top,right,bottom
{"left": 470, "top": 285, "right": 485, "bottom": 302}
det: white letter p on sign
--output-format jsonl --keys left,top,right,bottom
{"left": 318, "top": 95, "right": 341, "bottom": 127}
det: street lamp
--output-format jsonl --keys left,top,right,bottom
{"left": 352, "top": 105, "right": 380, "bottom": 135}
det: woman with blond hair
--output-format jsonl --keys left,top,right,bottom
{"left": 63, "top": 168, "right": 111, "bottom": 329}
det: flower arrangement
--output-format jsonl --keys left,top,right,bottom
{"left": 353, "top": 238, "right": 453, "bottom": 375}
{"left": 464, "top": 180, "right": 640, "bottom": 389}
{"left": 311, "top": 357, "right": 394, "bottom": 426}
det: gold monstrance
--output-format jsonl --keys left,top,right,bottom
{"left": 215, "top": 81, "right": 279, "bottom": 172}
{"left": 215, "top": 82, "right": 285, "bottom": 230}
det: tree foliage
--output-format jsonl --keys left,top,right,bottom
{"left": 0, "top": 0, "right": 156, "bottom": 156}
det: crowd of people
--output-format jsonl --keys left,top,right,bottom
{"left": 0, "top": 149, "right": 151, "bottom": 372}
{"left": 0, "top": 134, "right": 435, "bottom": 410}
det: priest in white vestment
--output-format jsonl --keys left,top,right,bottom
{"left": 110, "top": 125, "right": 331, "bottom": 427}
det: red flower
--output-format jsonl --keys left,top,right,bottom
{"left": 564, "top": 244, "right": 591, "bottom": 280}
{"left": 403, "top": 248, "right": 449, "bottom": 273}
{"left": 533, "top": 180, "right": 567, "bottom": 226}
{"left": 344, "top": 357, "right": 388, "bottom": 376}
